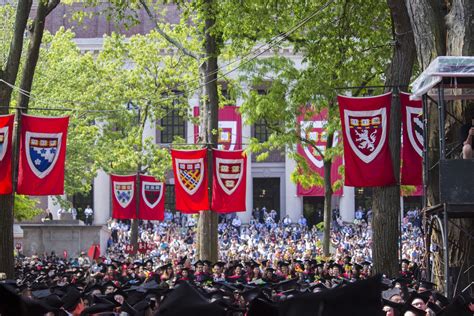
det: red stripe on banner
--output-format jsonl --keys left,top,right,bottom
{"left": 338, "top": 93, "right": 395, "bottom": 187}
{"left": 171, "top": 148, "right": 209, "bottom": 213}
{"left": 296, "top": 109, "right": 342, "bottom": 196}
{"left": 17, "top": 114, "right": 69, "bottom": 195}
{"left": 111, "top": 174, "right": 137, "bottom": 220}
{"left": 193, "top": 105, "right": 242, "bottom": 150}
{"left": 0, "top": 114, "right": 14, "bottom": 194}
{"left": 211, "top": 149, "right": 247, "bottom": 212}
{"left": 400, "top": 92, "right": 423, "bottom": 185}
{"left": 139, "top": 174, "right": 165, "bottom": 221}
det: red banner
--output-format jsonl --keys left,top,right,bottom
{"left": 139, "top": 174, "right": 165, "bottom": 221}
{"left": 401, "top": 92, "right": 423, "bottom": 185}
{"left": 193, "top": 106, "right": 242, "bottom": 150}
{"left": 296, "top": 109, "right": 342, "bottom": 196}
{"left": 171, "top": 149, "right": 209, "bottom": 213}
{"left": 211, "top": 149, "right": 247, "bottom": 212}
{"left": 17, "top": 114, "right": 69, "bottom": 195}
{"left": 111, "top": 174, "right": 137, "bottom": 219}
{"left": 338, "top": 92, "right": 395, "bottom": 187}
{"left": 0, "top": 114, "right": 14, "bottom": 194}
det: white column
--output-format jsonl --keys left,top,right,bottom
{"left": 143, "top": 117, "right": 156, "bottom": 143}
{"left": 93, "top": 170, "right": 110, "bottom": 225}
{"left": 238, "top": 95, "right": 253, "bottom": 224}
{"left": 339, "top": 186, "right": 355, "bottom": 222}
{"left": 48, "top": 195, "right": 65, "bottom": 219}
{"left": 285, "top": 152, "right": 303, "bottom": 222}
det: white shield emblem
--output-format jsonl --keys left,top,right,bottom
{"left": 142, "top": 181, "right": 164, "bottom": 208}
{"left": 406, "top": 106, "right": 423, "bottom": 157}
{"left": 216, "top": 158, "right": 244, "bottom": 195}
{"left": 25, "top": 132, "right": 62, "bottom": 179}
{"left": 218, "top": 121, "right": 237, "bottom": 150}
{"left": 114, "top": 181, "right": 134, "bottom": 208}
{"left": 344, "top": 108, "right": 387, "bottom": 164}
{"left": 176, "top": 158, "right": 204, "bottom": 195}
{"left": 0, "top": 126, "right": 8, "bottom": 161}
{"left": 300, "top": 120, "right": 339, "bottom": 168}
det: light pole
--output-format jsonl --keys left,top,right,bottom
{"left": 127, "top": 101, "right": 141, "bottom": 254}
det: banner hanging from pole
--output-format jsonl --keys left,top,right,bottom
{"left": 171, "top": 148, "right": 209, "bottom": 213}
{"left": 211, "top": 149, "right": 247, "bottom": 213}
{"left": 338, "top": 92, "right": 395, "bottom": 187}
{"left": 17, "top": 114, "right": 69, "bottom": 195}
{"left": 139, "top": 174, "right": 165, "bottom": 221}
{"left": 111, "top": 174, "right": 137, "bottom": 220}
{"left": 296, "top": 109, "right": 342, "bottom": 196}
{"left": 0, "top": 114, "right": 14, "bottom": 194}
{"left": 401, "top": 92, "right": 423, "bottom": 185}
{"left": 193, "top": 105, "right": 242, "bottom": 150}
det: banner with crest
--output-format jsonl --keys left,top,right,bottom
{"left": 193, "top": 106, "right": 242, "bottom": 150}
{"left": 211, "top": 149, "right": 247, "bottom": 213}
{"left": 0, "top": 114, "right": 14, "bottom": 194}
{"left": 111, "top": 174, "right": 137, "bottom": 219}
{"left": 338, "top": 92, "right": 395, "bottom": 187}
{"left": 17, "top": 114, "right": 69, "bottom": 195}
{"left": 296, "top": 109, "right": 342, "bottom": 196}
{"left": 171, "top": 148, "right": 209, "bottom": 213}
{"left": 401, "top": 92, "right": 423, "bottom": 185}
{"left": 139, "top": 174, "right": 165, "bottom": 221}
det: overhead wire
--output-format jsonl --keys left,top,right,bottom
{"left": 0, "top": 0, "right": 335, "bottom": 112}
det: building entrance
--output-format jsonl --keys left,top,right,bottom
{"left": 253, "top": 177, "right": 280, "bottom": 220}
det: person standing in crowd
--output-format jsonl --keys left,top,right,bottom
{"left": 84, "top": 205, "right": 93, "bottom": 225}
{"left": 461, "top": 117, "right": 473, "bottom": 159}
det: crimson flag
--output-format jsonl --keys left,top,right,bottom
{"left": 111, "top": 174, "right": 137, "bottom": 219}
{"left": 296, "top": 109, "right": 342, "bottom": 196}
{"left": 211, "top": 149, "right": 247, "bottom": 213}
{"left": 171, "top": 149, "right": 209, "bottom": 213}
{"left": 194, "top": 105, "right": 242, "bottom": 150}
{"left": 0, "top": 114, "right": 14, "bottom": 194}
{"left": 401, "top": 92, "right": 423, "bottom": 185}
{"left": 17, "top": 114, "right": 69, "bottom": 195}
{"left": 338, "top": 92, "right": 395, "bottom": 187}
{"left": 139, "top": 174, "right": 165, "bottom": 221}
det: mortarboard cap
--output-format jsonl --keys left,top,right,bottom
{"left": 62, "top": 286, "right": 82, "bottom": 311}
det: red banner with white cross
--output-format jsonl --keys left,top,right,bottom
{"left": 171, "top": 148, "right": 209, "bottom": 213}
{"left": 401, "top": 92, "right": 423, "bottom": 185}
{"left": 111, "top": 174, "right": 137, "bottom": 220}
{"left": 296, "top": 109, "right": 342, "bottom": 196}
{"left": 0, "top": 114, "right": 14, "bottom": 194}
{"left": 17, "top": 114, "right": 69, "bottom": 195}
{"left": 338, "top": 92, "right": 395, "bottom": 187}
{"left": 193, "top": 105, "right": 242, "bottom": 150}
{"left": 211, "top": 149, "right": 247, "bottom": 212}
{"left": 139, "top": 174, "right": 165, "bottom": 221}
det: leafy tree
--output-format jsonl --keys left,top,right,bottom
{"left": 237, "top": 0, "right": 392, "bottom": 256}
{"left": 14, "top": 195, "right": 42, "bottom": 222}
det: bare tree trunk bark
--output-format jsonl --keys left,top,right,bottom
{"left": 371, "top": 0, "right": 416, "bottom": 277}
{"left": 322, "top": 132, "right": 334, "bottom": 257}
{"left": 0, "top": 0, "right": 59, "bottom": 278}
{"left": 406, "top": 0, "right": 474, "bottom": 294}
{"left": 197, "top": 0, "right": 219, "bottom": 263}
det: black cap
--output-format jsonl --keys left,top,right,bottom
{"left": 62, "top": 286, "right": 82, "bottom": 311}
{"left": 417, "top": 280, "right": 436, "bottom": 291}
{"left": 79, "top": 302, "right": 116, "bottom": 315}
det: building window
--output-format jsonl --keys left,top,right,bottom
{"left": 253, "top": 119, "right": 271, "bottom": 143}
{"left": 160, "top": 110, "right": 186, "bottom": 143}
{"left": 165, "top": 184, "right": 175, "bottom": 211}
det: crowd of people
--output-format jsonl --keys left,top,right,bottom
{"left": 2, "top": 207, "right": 473, "bottom": 315}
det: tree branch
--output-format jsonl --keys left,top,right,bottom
{"left": 139, "top": 0, "right": 199, "bottom": 60}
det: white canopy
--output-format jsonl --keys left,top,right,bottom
{"left": 410, "top": 56, "right": 474, "bottom": 100}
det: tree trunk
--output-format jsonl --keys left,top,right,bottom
{"left": 197, "top": 0, "right": 219, "bottom": 263}
{"left": 322, "top": 132, "right": 334, "bottom": 257}
{"left": 0, "top": 0, "right": 59, "bottom": 278}
{"left": 406, "top": 0, "right": 474, "bottom": 295}
{"left": 0, "top": 0, "right": 33, "bottom": 279}
{"left": 371, "top": 0, "right": 416, "bottom": 277}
